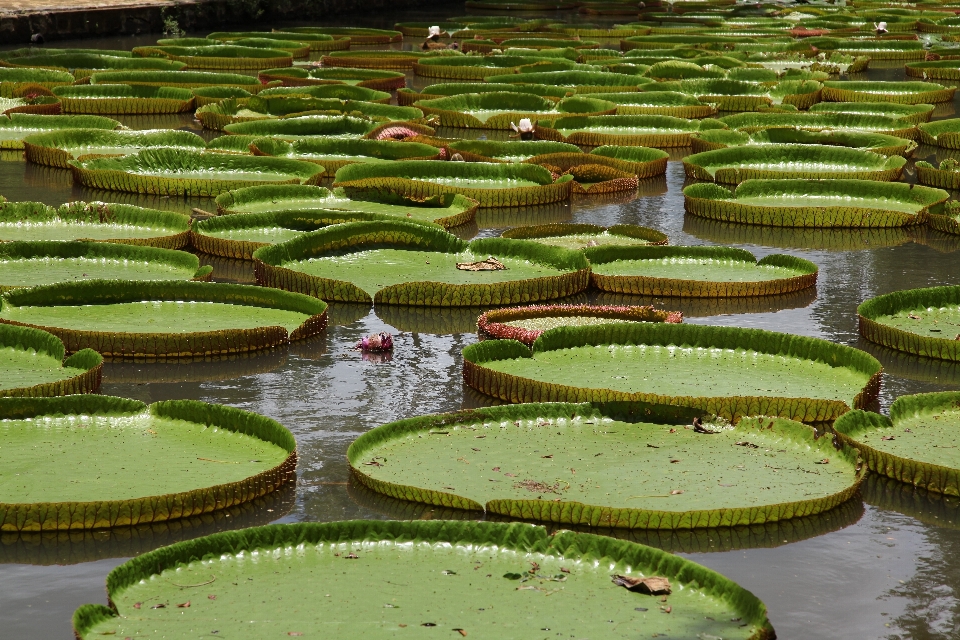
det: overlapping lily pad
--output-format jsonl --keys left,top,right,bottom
{"left": 808, "top": 101, "right": 935, "bottom": 125}
{"left": 0, "top": 324, "right": 102, "bottom": 398}
{"left": 207, "top": 30, "right": 348, "bottom": 52}
{"left": 501, "top": 223, "right": 667, "bottom": 249}
{"left": 0, "top": 281, "right": 327, "bottom": 357}
{"left": 588, "top": 91, "right": 717, "bottom": 118}
{"left": 415, "top": 93, "right": 616, "bottom": 129}
{"left": 917, "top": 119, "right": 960, "bottom": 149}
{"left": 584, "top": 245, "right": 818, "bottom": 297}
{"left": 717, "top": 112, "right": 916, "bottom": 138}
{"left": 858, "top": 285, "right": 960, "bottom": 362}
{"left": 70, "top": 148, "right": 325, "bottom": 197}
{"left": 51, "top": 84, "right": 194, "bottom": 114}
{"left": 72, "top": 519, "right": 775, "bottom": 640}
{"left": 419, "top": 139, "right": 582, "bottom": 163}
{"left": 332, "top": 160, "right": 573, "bottom": 208}
{"left": 0, "top": 241, "right": 210, "bottom": 290}
{"left": 683, "top": 145, "right": 907, "bottom": 183}
{"left": 690, "top": 128, "right": 917, "bottom": 157}
{"left": 486, "top": 70, "right": 656, "bottom": 93}
{"left": 0, "top": 113, "right": 122, "bottom": 150}
{"left": 683, "top": 179, "right": 947, "bottom": 228}
{"left": 0, "top": 200, "right": 192, "bottom": 248}
{"left": 253, "top": 219, "right": 589, "bottom": 306}
{"left": 526, "top": 147, "right": 669, "bottom": 183}
{"left": 547, "top": 115, "right": 726, "bottom": 148}
{"left": 0, "top": 67, "right": 75, "bottom": 97}
{"left": 132, "top": 44, "right": 293, "bottom": 71}
{"left": 23, "top": 129, "right": 206, "bottom": 168}
{"left": 478, "top": 303, "right": 681, "bottom": 345}
{"left": 257, "top": 67, "right": 406, "bottom": 91}
{"left": 221, "top": 114, "right": 380, "bottom": 139}
{"left": 214, "top": 184, "right": 478, "bottom": 228}
{"left": 248, "top": 138, "right": 441, "bottom": 175}
{"left": 834, "top": 392, "right": 960, "bottom": 497}
{"left": 0, "top": 395, "right": 296, "bottom": 531}
{"left": 648, "top": 79, "right": 824, "bottom": 111}
{"left": 89, "top": 70, "right": 265, "bottom": 92}
{"left": 349, "top": 402, "right": 861, "bottom": 530}
{"left": 197, "top": 97, "right": 420, "bottom": 131}
{"left": 413, "top": 55, "right": 579, "bottom": 80}
{"left": 822, "top": 80, "right": 955, "bottom": 105}
{"left": 463, "top": 323, "right": 881, "bottom": 422}
{"left": 398, "top": 82, "right": 570, "bottom": 106}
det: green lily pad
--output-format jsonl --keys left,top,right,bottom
{"left": 413, "top": 55, "right": 581, "bottom": 80}
{"left": 208, "top": 31, "right": 346, "bottom": 52}
{"left": 321, "top": 49, "right": 448, "bottom": 70}
{"left": 89, "top": 70, "right": 264, "bottom": 91}
{"left": 248, "top": 137, "right": 440, "bottom": 176}
{"left": 0, "top": 395, "right": 295, "bottom": 531}
{"left": 415, "top": 93, "right": 616, "bottom": 129}
{"left": 583, "top": 245, "right": 817, "bottom": 297}
{"left": 0, "top": 113, "right": 122, "bottom": 150}
{"left": 131, "top": 44, "right": 293, "bottom": 71}
{"left": 51, "top": 84, "right": 194, "bottom": 115}
{"left": 333, "top": 160, "right": 573, "bottom": 208}
{"left": 397, "top": 82, "right": 570, "bottom": 106}
{"left": 71, "top": 520, "right": 775, "bottom": 640}
{"left": 192, "top": 210, "right": 440, "bottom": 260}
{"left": 647, "top": 79, "right": 823, "bottom": 111}
{"left": 858, "top": 285, "right": 960, "bottom": 362}
{"left": 257, "top": 67, "right": 406, "bottom": 91}
{"left": 0, "top": 67, "right": 75, "bottom": 97}
{"left": 501, "top": 223, "right": 667, "bottom": 249}
{"left": 717, "top": 112, "right": 915, "bottom": 137}
{"left": 257, "top": 84, "right": 391, "bottom": 103}
{"left": 23, "top": 128, "right": 206, "bottom": 168}
{"left": 683, "top": 179, "right": 948, "bottom": 228}
{"left": 588, "top": 91, "right": 717, "bottom": 118}
{"left": 436, "top": 139, "right": 582, "bottom": 163}
{"left": 0, "top": 280, "right": 327, "bottom": 358}
{"left": 547, "top": 114, "right": 726, "bottom": 148}
{"left": 682, "top": 144, "right": 907, "bottom": 183}
{"left": 834, "top": 392, "right": 960, "bottom": 496}
{"left": 349, "top": 402, "right": 861, "bottom": 529}
{"left": 285, "top": 26, "right": 403, "bottom": 44}
{"left": 808, "top": 101, "right": 934, "bottom": 125}
{"left": 221, "top": 113, "right": 379, "bottom": 139}
{"left": 70, "top": 148, "right": 325, "bottom": 197}
{"left": 917, "top": 118, "right": 960, "bottom": 149}
{"left": 1, "top": 53, "right": 186, "bottom": 78}
{"left": 690, "top": 128, "right": 917, "bottom": 157}
{"left": 214, "top": 184, "right": 478, "bottom": 228}
{"left": 822, "top": 80, "right": 955, "bottom": 104}
{"left": 463, "top": 323, "right": 881, "bottom": 423}
{"left": 253, "top": 219, "right": 589, "bottom": 306}
{"left": 0, "top": 323, "right": 102, "bottom": 398}
{"left": 0, "top": 200, "right": 191, "bottom": 248}
{"left": 486, "top": 70, "right": 657, "bottom": 93}
{"left": 0, "top": 241, "right": 208, "bottom": 290}
{"left": 197, "top": 96, "right": 420, "bottom": 131}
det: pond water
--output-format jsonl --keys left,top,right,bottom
{"left": 4, "top": 5, "right": 960, "bottom": 640}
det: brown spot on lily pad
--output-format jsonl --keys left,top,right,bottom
{"left": 611, "top": 575, "right": 672, "bottom": 595}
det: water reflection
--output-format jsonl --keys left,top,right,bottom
{"left": 0, "top": 483, "right": 295, "bottom": 566}
{"left": 376, "top": 304, "right": 489, "bottom": 335}
{"left": 684, "top": 214, "right": 919, "bottom": 252}
{"left": 859, "top": 339, "right": 960, "bottom": 388}
{"left": 912, "top": 226, "right": 960, "bottom": 254}
{"left": 593, "top": 286, "right": 817, "bottom": 317}
{"left": 348, "top": 476, "right": 865, "bottom": 553}
{"left": 475, "top": 200, "right": 572, "bottom": 229}
{"left": 102, "top": 348, "right": 290, "bottom": 384}
{"left": 199, "top": 253, "right": 256, "bottom": 283}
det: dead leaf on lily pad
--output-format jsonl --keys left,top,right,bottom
{"left": 611, "top": 575, "right": 672, "bottom": 595}
{"left": 457, "top": 257, "right": 506, "bottom": 271}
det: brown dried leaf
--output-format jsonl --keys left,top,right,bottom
{"left": 177, "top": 601, "right": 190, "bottom": 608}
{"left": 611, "top": 575, "right": 672, "bottom": 595}
{"left": 456, "top": 257, "right": 506, "bottom": 271}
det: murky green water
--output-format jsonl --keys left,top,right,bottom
{"left": 5, "top": 6, "right": 960, "bottom": 640}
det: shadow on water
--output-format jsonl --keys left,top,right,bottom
{"left": 347, "top": 476, "right": 865, "bottom": 554}
{"left": 858, "top": 338, "right": 960, "bottom": 388}
{"left": 862, "top": 471, "right": 960, "bottom": 531}
{"left": 0, "top": 482, "right": 296, "bottom": 566}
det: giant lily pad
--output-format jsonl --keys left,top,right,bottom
{"left": 0, "top": 200, "right": 192, "bottom": 248}
{"left": 905, "top": 59, "right": 960, "bottom": 81}
{"left": 257, "top": 67, "right": 406, "bottom": 91}
{"left": 89, "top": 70, "right": 265, "bottom": 92}
{"left": 486, "top": 70, "right": 656, "bottom": 93}
{"left": 221, "top": 114, "right": 379, "bottom": 139}
{"left": 683, "top": 179, "right": 947, "bottom": 228}
{"left": 0, "top": 281, "right": 327, "bottom": 358}
{"left": 414, "top": 139, "right": 582, "bottom": 163}
{"left": 413, "top": 55, "right": 581, "bottom": 80}
{"left": 349, "top": 402, "right": 861, "bottom": 529}
{"left": 834, "top": 392, "right": 960, "bottom": 497}
{"left": 0, "top": 113, "right": 122, "bottom": 150}
{"left": 0, "top": 67, "right": 75, "bottom": 97}
{"left": 286, "top": 26, "right": 403, "bottom": 44}
{"left": 131, "top": 44, "right": 293, "bottom": 71}
{"left": 588, "top": 91, "right": 717, "bottom": 118}
{"left": 683, "top": 145, "right": 907, "bottom": 183}
{"left": 526, "top": 147, "right": 669, "bottom": 182}
{"left": 215, "top": 184, "right": 478, "bottom": 228}
{"left": 397, "top": 82, "right": 570, "bottom": 106}
{"left": 584, "top": 245, "right": 817, "bottom": 297}
{"left": 51, "top": 84, "right": 194, "bottom": 115}
{"left": 502, "top": 223, "right": 667, "bottom": 249}
{"left": 0, "top": 324, "right": 102, "bottom": 398}
{"left": 1, "top": 53, "right": 186, "bottom": 78}
{"left": 253, "top": 219, "right": 589, "bottom": 306}
{"left": 258, "top": 84, "right": 391, "bottom": 104}
{"left": 647, "top": 79, "right": 823, "bottom": 111}
{"left": 479, "top": 303, "right": 682, "bottom": 345}
{"left": 207, "top": 30, "right": 347, "bottom": 52}
{"left": 821, "top": 80, "right": 955, "bottom": 105}
{"left": 808, "top": 101, "right": 935, "bottom": 125}
{"left": 69, "top": 148, "right": 325, "bottom": 197}
{"left": 0, "top": 395, "right": 295, "bottom": 531}
{"left": 717, "top": 112, "right": 915, "bottom": 138}
{"left": 547, "top": 114, "right": 726, "bottom": 148}
{"left": 248, "top": 138, "right": 442, "bottom": 176}
{"left": 71, "top": 519, "right": 775, "bottom": 640}
{"left": 462, "top": 323, "right": 882, "bottom": 422}
{"left": 415, "top": 93, "right": 616, "bottom": 129}
{"left": 916, "top": 160, "right": 960, "bottom": 190}
{"left": 197, "top": 97, "right": 419, "bottom": 131}
{"left": 858, "top": 285, "right": 960, "bottom": 362}
{"left": 321, "top": 49, "right": 446, "bottom": 70}
{"left": 0, "top": 241, "right": 210, "bottom": 290}
{"left": 23, "top": 128, "right": 206, "bottom": 168}
{"left": 332, "top": 160, "right": 573, "bottom": 208}
{"left": 192, "top": 210, "right": 440, "bottom": 260}
{"left": 917, "top": 119, "right": 960, "bottom": 149}
{"left": 802, "top": 39, "right": 926, "bottom": 60}
{"left": 690, "top": 127, "right": 917, "bottom": 157}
